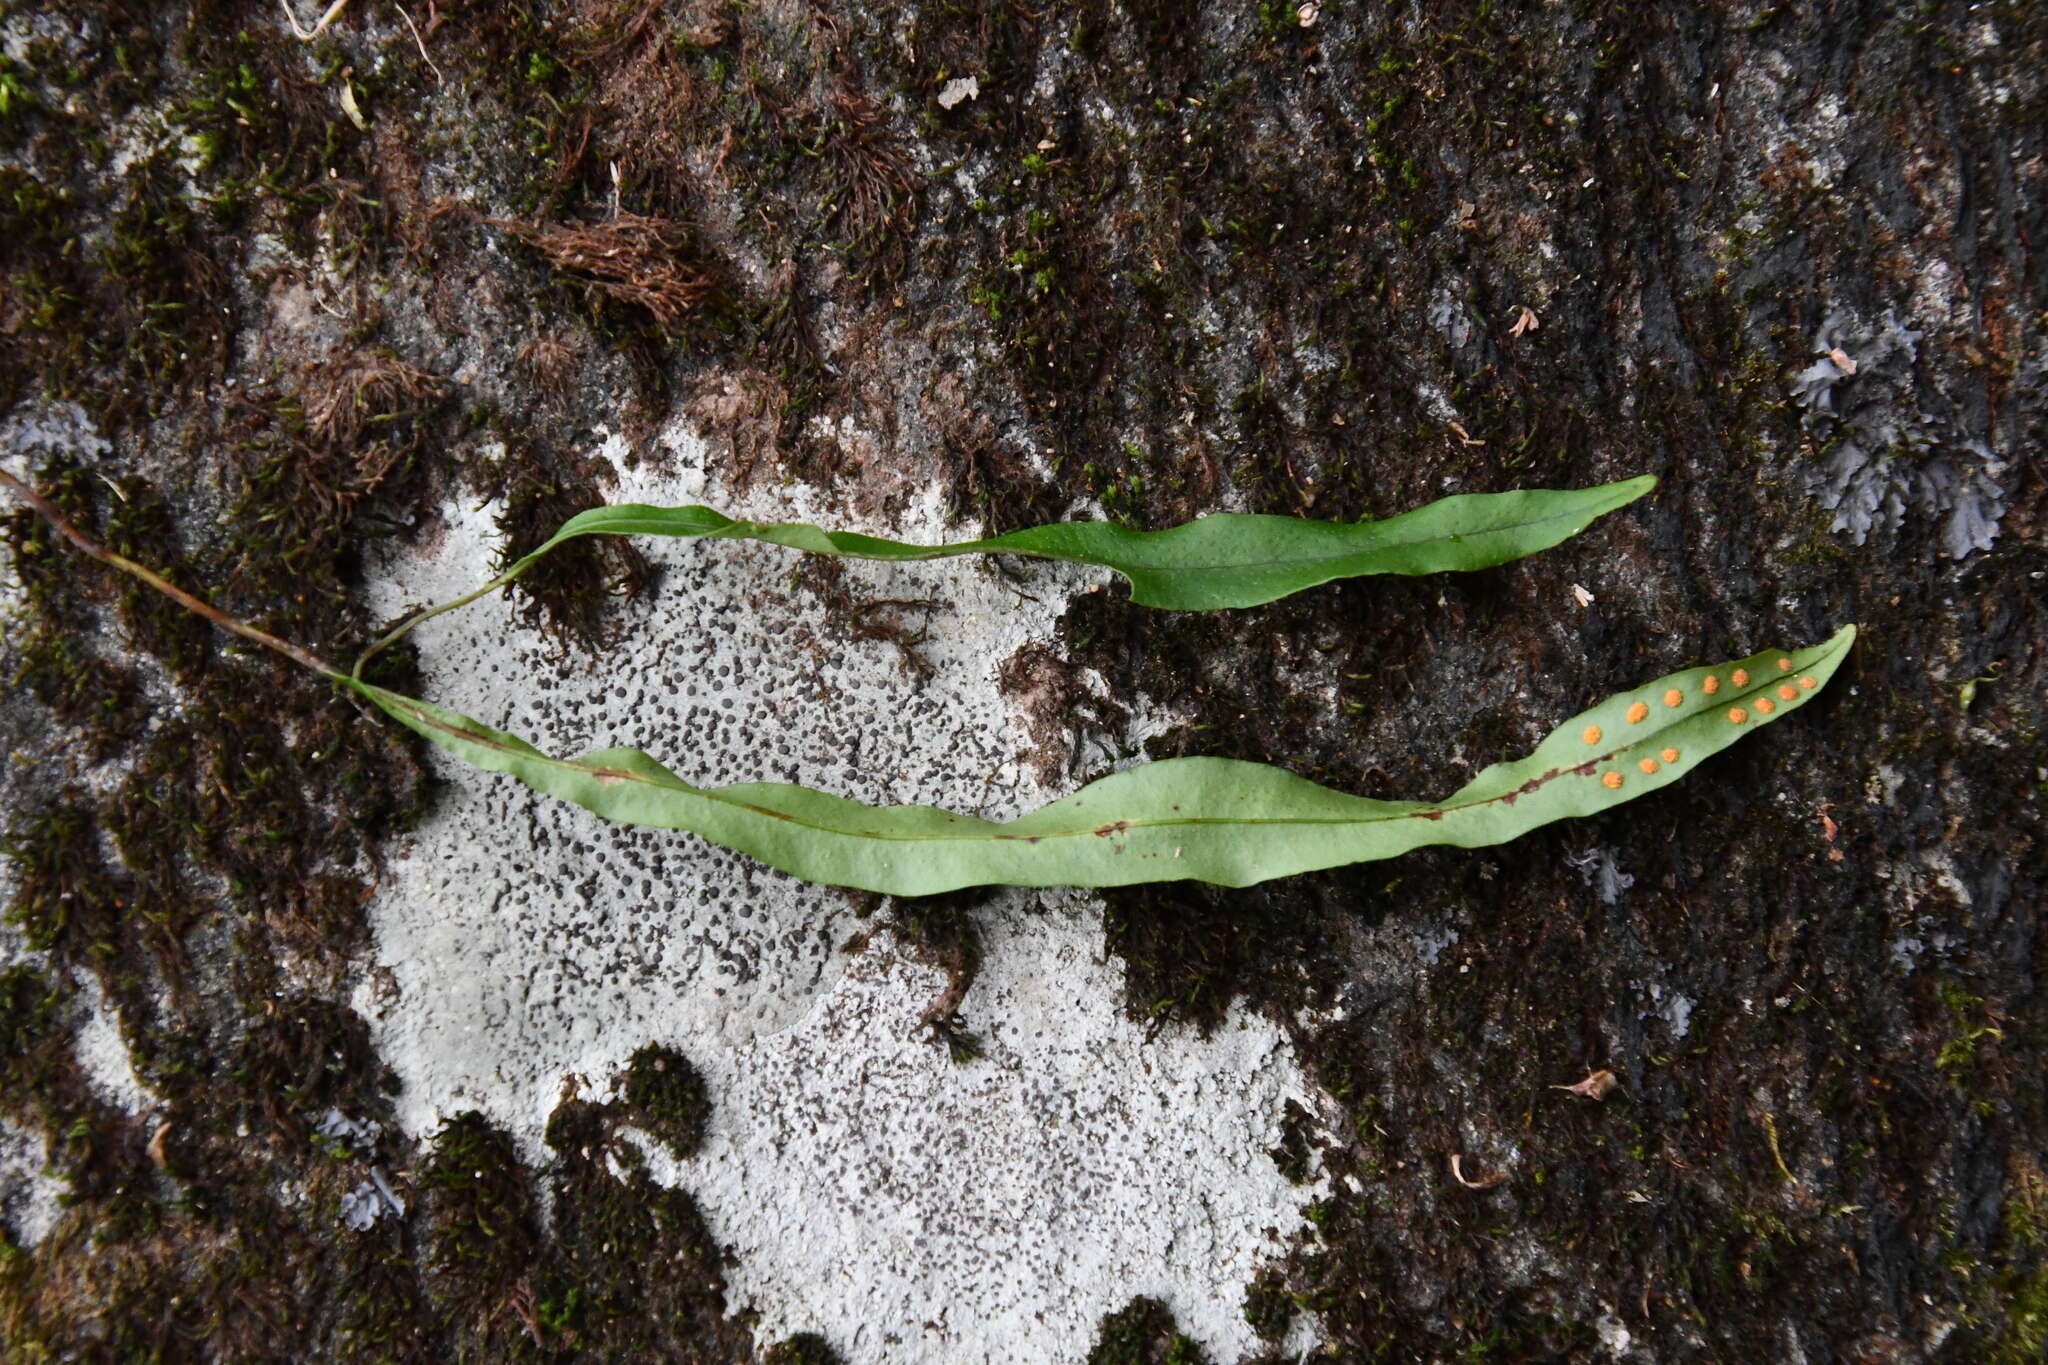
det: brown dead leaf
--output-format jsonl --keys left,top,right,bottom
{"left": 1509, "top": 305, "right": 1541, "bottom": 338}
{"left": 1819, "top": 803, "right": 1845, "bottom": 861}
{"left": 1450, "top": 1153, "right": 1508, "bottom": 1189}
{"left": 494, "top": 214, "right": 715, "bottom": 329}
{"left": 1551, "top": 1068, "right": 1619, "bottom": 1100}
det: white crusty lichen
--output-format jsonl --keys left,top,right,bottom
{"left": 353, "top": 420, "right": 1322, "bottom": 1363}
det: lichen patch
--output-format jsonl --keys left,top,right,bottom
{"left": 355, "top": 427, "right": 1317, "bottom": 1362}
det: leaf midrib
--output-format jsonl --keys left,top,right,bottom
{"left": 571, "top": 488, "right": 1638, "bottom": 580}
{"left": 368, "top": 630, "right": 1835, "bottom": 848}
{"left": 782, "top": 503, "right": 1617, "bottom": 576}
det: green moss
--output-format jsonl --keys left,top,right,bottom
{"left": 1241, "top": 1268, "right": 1294, "bottom": 1343}
{"left": 233, "top": 997, "right": 393, "bottom": 1145}
{"left": 101, "top": 476, "right": 212, "bottom": 678}
{"left": 0, "top": 459, "right": 98, "bottom": 619}
{"left": 0, "top": 967, "right": 64, "bottom": 1111}
{"left": 9, "top": 627, "right": 147, "bottom": 759}
{"left": 418, "top": 1112, "right": 543, "bottom": 1352}
{"left": 1087, "top": 1295, "right": 1211, "bottom": 1365}
{"left": 1989, "top": 1267, "right": 2048, "bottom": 1364}
{"left": 540, "top": 1160, "right": 744, "bottom": 1360}
{"left": 764, "top": 1333, "right": 845, "bottom": 1364}
{"left": 619, "top": 1043, "right": 711, "bottom": 1158}
{"left": 536, "top": 1082, "right": 753, "bottom": 1361}
{"left": 1, "top": 799, "right": 125, "bottom": 967}
{"left": 97, "top": 154, "right": 230, "bottom": 413}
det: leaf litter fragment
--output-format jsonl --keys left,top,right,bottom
{"left": 1450, "top": 1154, "right": 1508, "bottom": 1190}
{"left": 1552, "top": 1069, "right": 1620, "bottom": 1101}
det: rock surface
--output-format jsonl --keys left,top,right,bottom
{"left": 1, "top": 2, "right": 2042, "bottom": 1361}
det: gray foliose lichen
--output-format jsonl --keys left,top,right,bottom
{"left": 1793, "top": 307, "right": 2008, "bottom": 559}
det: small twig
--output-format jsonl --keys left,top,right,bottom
{"left": 394, "top": 1, "right": 444, "bottom": 85}
{"left": 278, "top": 0, "right": 352, "bottom": 40}
{"left": 0, "top": 467, "right": 339, "bottom": 679}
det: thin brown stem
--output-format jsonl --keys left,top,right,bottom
{"left": 0, "top": 466, "right": 341, "bottom": 679}
{"left": 351, "top": 567, "right": 516, "bottom": 682}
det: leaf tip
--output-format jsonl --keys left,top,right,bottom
{"left": 1807, "top": 623, "right": 1859, "bottom": 669}
{"left": 1598, "top": 473, "right": 1657, "bottom": 509}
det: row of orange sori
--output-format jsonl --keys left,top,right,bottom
{"left": 1579, "top": 656, "right": 1821, "bottom": 790}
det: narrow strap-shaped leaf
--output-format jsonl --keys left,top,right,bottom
{"left": 356, "top": 478, "right": 1656, "bottom": 672}
{"left": 341, "top": 625, "right": 1855, "bottom": 895}
{"left": 509, "top": 476, "right": 1655, "bottom": 610}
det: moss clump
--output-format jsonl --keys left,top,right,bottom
{"left": 417, "top": 1112, "right": 543, "bottom": 1350}
{"left": 539, "top": 1149, "right": 748, "bottom": 1360}
{"left": 1, "top": 459, "right": 99, "bottom": 621}
{"left": 763, "top": 1333, "right": 844, "bottom": 1364}
{"left": 217, "top": 353, "right": 453, "bottom": 650}
{"left": 233, "top": 996, "right": 392, "bottom": 1146}
{"left": 9, "top": 628, "right": 146, "bottom": 760}
{"left": 1989, "top": 1260, "right": 2048, "bottom": 1364}
{"left": 619, "top": 1043, "right": 711, "bottom": 1158}
{"left": 486, "top": 457, "right": 656, "bottom": 656}
{"left": 0, "top": 967, "right": 63, "bottom": 1109}
{"left": 1087, "top": 1296, "right": 1211, "bottom": 1365}
{"left": 1, "top": 799, "right": 126, "bottom": 968}
{"left": 97, "top": 476, "right": 212, "bottom": 678}
{"left": 1240, "top": 1268, "right": 1293, "bottom": 1344}
{"left": 884, "top": 888, "right": 990, "bottom": 1061}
